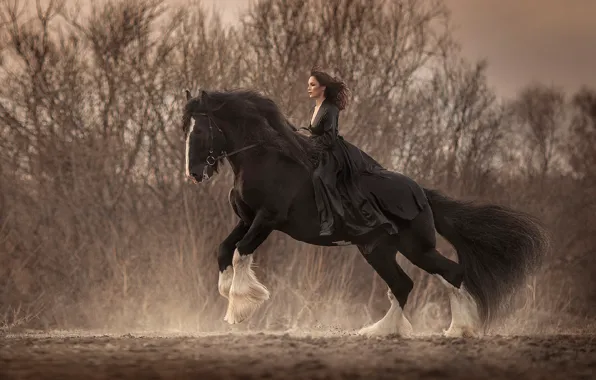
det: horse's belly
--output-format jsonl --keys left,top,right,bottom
{"left": 276, "top": 223, "right": 386, "bottom": 248}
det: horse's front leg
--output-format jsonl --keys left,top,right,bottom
{"left": 217, "top": 220, "right": 249, "bottom": 300}
{"left": 225, "top": 209, "right": 275, "bottom": 324}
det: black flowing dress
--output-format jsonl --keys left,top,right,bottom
{"left": 306, "top": 98, "right": 428, "bottom": 237}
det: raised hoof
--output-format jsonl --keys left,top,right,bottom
{"left": 224, "top": 250, "right": 270, "bottom": 324}
{"left": 224, "top": 281, "right": 269, "bottom": 324}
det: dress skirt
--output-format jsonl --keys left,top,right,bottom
{"left": 312, "top": 136, "right": 427, "bottom": 237}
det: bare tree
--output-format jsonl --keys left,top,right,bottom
{"left": 239, "top": 0, "right": 457, "bottom": 166}
{"left": 0, "top": 0, "right": 243, "bottom": 329}
{"left": 568, "top": 87, "right": 596, "bottom": 186}
{"left": 509, "top": 84, "right": 568, "bottom": 180}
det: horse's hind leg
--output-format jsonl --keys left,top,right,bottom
{"left": 397, "top": 206, "right": 481, "bottom": 337}
{"left": 357, "top": 239, "right": 414, "bottom": 337}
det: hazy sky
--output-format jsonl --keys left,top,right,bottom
{"left": 201, "top": 0, "right": 596, "bottom": 99}
{"left": 446, "top": 0, "right": 596, "bottom": 98}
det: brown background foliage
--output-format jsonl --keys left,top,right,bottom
{"left": 1, "top": 0, "right": 595, "bottom": 334}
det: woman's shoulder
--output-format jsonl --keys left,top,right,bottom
{"left": 323, "top": 99, "right": 340, "bottom": 113}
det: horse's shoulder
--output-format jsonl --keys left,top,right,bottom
{"left": 228, "top": 188, "right": 241, "bottom": 215}
{"left": 229, "top": 187, "right": 257, "bottom": 222}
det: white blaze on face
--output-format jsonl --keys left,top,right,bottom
{"left": 185, "top": 119, "right": 195, "bottom": 178}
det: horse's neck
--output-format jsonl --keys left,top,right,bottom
{"left": 228, "top": 148, "right": 309, "bottom": 182}
{"left": 229, "top": 150, "right": 311, "bottom": 210}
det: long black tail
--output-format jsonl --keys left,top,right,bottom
{"left": 423, "top": 188, "right": 549, "bottom": 329}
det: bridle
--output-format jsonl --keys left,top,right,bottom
{"left": 195, "top": 112, "right": 260, "bottom": 181}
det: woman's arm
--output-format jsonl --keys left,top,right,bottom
{"left": 310, "top": 105, "right": 339, "bottom": 147}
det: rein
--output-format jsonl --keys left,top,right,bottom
{"left": 206, "top": 143, "right": 261, "bottom": 165}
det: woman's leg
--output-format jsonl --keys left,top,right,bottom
{"left": 312, "top": 153, "right": 344, "bottom": 236}
{"left": 312, "top": 164, "right": 334, "bottom": 235}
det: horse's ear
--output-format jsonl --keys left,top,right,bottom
{"left": 184, "top": 89, "right": 192, "bottom": 101}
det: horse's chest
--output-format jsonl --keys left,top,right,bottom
{"left": 235, "top": 174, "right": 280, "bottom": 205}
{"left": 232, "top": 182, "right": 267, "bottom": 214}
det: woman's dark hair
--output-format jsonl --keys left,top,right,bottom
{"left": 310, "top": 67, "right": 351, "bottom": 110}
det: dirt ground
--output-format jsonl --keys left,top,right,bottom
{"left": 1, "top": 331, "right": 595, "bottom": 380}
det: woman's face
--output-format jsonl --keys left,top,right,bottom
{"left": 307, "top": 76, "right": 325, "bottom": 99}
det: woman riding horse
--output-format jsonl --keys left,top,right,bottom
{"left": 300, "top": 68, "right": 399, "bottom": 237}
{"left": 182, "top": 85, "right": 547, "bottom": 334}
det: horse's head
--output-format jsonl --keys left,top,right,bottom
{"left": 182, "top": 89, "right": 227, "bottom": 183}
{"left": 182, "top": 88, "right": 315, "bottom": 182}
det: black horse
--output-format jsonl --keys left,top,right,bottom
{"left": 182, "top": 89, "right": 548, "bottom": 337}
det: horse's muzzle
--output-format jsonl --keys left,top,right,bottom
{"left": 189, "top": 164, "right": 214, "bottom": 183}
{"left": 189, "top": 172, "right": 201, "bottom": 184}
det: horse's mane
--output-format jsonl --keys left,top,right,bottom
{"left": 185, "top": 89, "right": 320, "bottom": 170}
